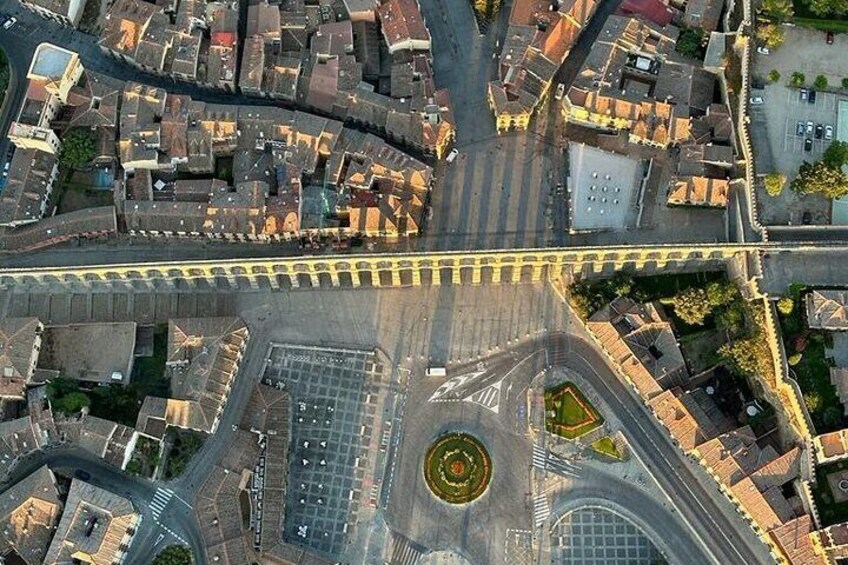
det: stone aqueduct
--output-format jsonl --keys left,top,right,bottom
{"left": 0, "top": 244, "right": 768, "bottom": 290}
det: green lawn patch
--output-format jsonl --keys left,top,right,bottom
{"left": 777, "top": 286, "right": 845, "bottom": 433}
{"left": 545, "top": 382, "right": 604, "bottom": 439}
{"left": 793, "top": 17, "right": 848, "bottom": 31}
{"left": 591, "top": 436, "right": 623, "bottom": 459}
{"left": 811, "top": 460, "right": 848, "bottom": 527}
{"left": 424, "top": 433, "right": 492, "bottom": 504}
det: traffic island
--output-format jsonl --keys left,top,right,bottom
{"left": 544, "top": 381, "right": 604, "bottom": 439}
{"left": 424, "top": 433, "right": 492, "bottom": 504}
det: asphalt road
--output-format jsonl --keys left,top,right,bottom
{"left": 0, "top": 446, "right": 204, "bottom": 561}
{"left": 538, "top": 332, "right": 773, "bottom": 565}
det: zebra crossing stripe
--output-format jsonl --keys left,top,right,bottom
{"left": 533, "top": 494, "right": 551, "bottom": 528}
{"left": 150, "top": 488, "right": 174, "bottom": 520}
{"left": 532, "top": 445, "right": 547, "bottom": 470}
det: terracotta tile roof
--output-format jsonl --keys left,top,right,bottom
{"left": 647, "top": 388, "right": 718, "bottom": 451}
{"left": 667, "top": 175, "right": 729, "bottom": 207}
{"left": 0, "top": 318, "right": 42, "bottom": 394}
{"left": 0, "top": 466, "right": 61, "bottom": 565}
{"left": 377, "top": 0, "right": 430, "bottom": 48}
{"left": 807, "top": 290, "right": 848, "bottom": 330}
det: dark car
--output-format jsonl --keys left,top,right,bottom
{"left": 74, "top": 469, "right": 91, "bottom": 481}
{"left": 827, "top": 31, "right": 835, "bottom": 44}
{"left": 796, "top": 121, "right": 805, "bottom": 136}
{"left": 816, "top": 124, "right": 824, "bottom": 139}
{"left": 802, "top": 211, "right": 813, "bottom": 225}
{"left": 805, "top": 137, "right": 813, "bottom": 152}
{"left": 809, "top": 89, "right": 817, "bottom": 104}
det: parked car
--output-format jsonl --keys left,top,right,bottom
{"left": 757, "top": 46, "right": 770, "bottom": 54}
{"left": 809, "top": 89, "right": 817, "bottom": 104}
{"left": 750, "top": 96, "right": 764, "bottom": 105}
{"left": 807, "top": 121, "right": 814, "bottom": 135}
{"left": 827, "top": 31, "right": 835, "bottom": 45}
{"left": 802, "top": 211, "right": 813, "bottom": 224}
{"left": 805, "top": 137, "right": 813, "bottom": 152}
{"left": 554, "top": 83, "right": 565, "bottom": 100}
{"left": 800, "top": 88, "right": 808, "bottom": 101}
{"left": 2, "top": 17, "right": 16, "bottom": 30}
{"left": 445, "top": 148, "right": 459, "bottom": 163}
{"left": 816, "top": 124, "right": 824, "bottom": 139}
{"left": 796, "top": 121, "right": 806, "bottom": 136}
{"left": 826, "top": 124, "right": 834, "bottom": 140}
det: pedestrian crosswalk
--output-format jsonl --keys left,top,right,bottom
{"left": 532, "top": 444, "right": 547, "bottom": 470}
{"left": 533, "top": 494, "right": 551, "bottom": 528}
{"left": 150, "top": 487, "right": 174, "bottom": 521}
{"left": 546, "top": 452, "right": 581, "bottom": 478}
{"left": 389, "top": 533, "right": 426, "bottom": 565}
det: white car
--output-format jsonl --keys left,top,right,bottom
{"left": 554, "top": 83, "right": 565, "bottom": 100}
{"left": 825, "top": 124, "right": 834, "bottom": 141}
{"left": 445, "top": 148, "right": 459, "bottom": 163}
{"left": 749, "top": 96, "right": 764, "bottom": 105}
{"left": 2, "top": 17, "right": 16, "bottom": 30}
{"left": 757, "top": 46, "right": 770, "bottom": 55}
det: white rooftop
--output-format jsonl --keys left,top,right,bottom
{"left": 568, "top": 143, "right": 642, "bottom": 232}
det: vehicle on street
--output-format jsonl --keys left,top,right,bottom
{"left": 796, "top": 121, "right": 805, "bottom": 136}
{"left": 806, "top": 121, "right": 814, "bottom": 135}
{"left": 800, "top": 89, "right": 808, "bottom": 101}
{"left": 445, "top": 148, "right": 459, "bottom": 163}
{"left": 809, "top": 89, "right": 817, "bottom": 104}
{"left": 749, "top": 96, "right": 764, "bottom": 105}
{"left": 815, "top": 124, "right": 824, "bottom": 139}
{"left": 802, "top": 211, "right": 813, "bottom": 224}
{"left": 425, "top": 367, "right": 447, "bottom": 377}
{"left": 554, "top": 83, "right": 565, "bottom": 100}
{"left": 827, "top": 31, "right": 834, "bottom": 44}
{"left": 826, "top": 124, "right": 834, "bottom": 140}
{"left": 757, "top": 46, "right": 770, "bottom": 54}
{"left": 805, "top": 137, "right": 813, "bottom": 152}
{"left": 2, "top": 17, "right": 16, "bottom": 30}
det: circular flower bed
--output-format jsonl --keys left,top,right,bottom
{"left": 424, "top": 433, "right": 492, "bottom": 504}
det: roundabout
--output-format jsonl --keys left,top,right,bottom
{"left": 424, "top": 433, "right": 492, "bottom": 504}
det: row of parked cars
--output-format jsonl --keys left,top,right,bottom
{"left": 796, "top": 121, "right": 833, "bottom": 140}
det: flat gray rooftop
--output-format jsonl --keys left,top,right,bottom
{"left": 568, "top": 143, "right": 641, "bottom": 232}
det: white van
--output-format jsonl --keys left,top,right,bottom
{"left": 425, "top": 367, "right": 447, "bottom": 377}
{"left": 445, "top": 148, "right": 459, "bottom": 163}
{"left": 554, "top": 83, "right": 565, "bottom": 100}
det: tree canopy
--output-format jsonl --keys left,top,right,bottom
{"left": 808, "top": 0, "right": 848, "bottom": 18}
{"left": 59, "top": 128, "right": 96, "bottom": 169}
{"left": 756, "top": 24, "right": 785, "bottom": 50}
{"left": 153, "top": 545, "right": 192, "bottom": 565}
{"left": 666, "top": 287, "right": 712, "bottom": 325}
{"left": 675, "top": 27, "right": 707, "bottom": 59}
{"left": 823, "top": 141, "right": 848, "bottom": 169}
{"left": 764, "top": 172, "right": 787, "bottom": 197}
{"left": 791, "top": 160, "right": 848, "bottom": 199}
{"left": 761, "top": 0, "right": 794, "bottom": 20}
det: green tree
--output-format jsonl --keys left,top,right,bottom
{"left": 790, "top": 72, "right": 806, "bottom": 86}
{"left": 803, "top": 390, "right": 821, "bottom": 411}
{"left": 706, "top": 281, "right": 737, "bottom": 307}
{"left": 717, "top": 304, "right": 745, "bottom": 335}
{"left": 760, "top": 0, "right": 794, "bottom": 20}
{"left": 675, "top": 27, "right": 706, "bottom": 59}
{"left": 59, "top": 128, "right": 96, "bottom": 169}
{"left": 843, "top": 77, "right": 848, "bottom": 90}
{"left": 823, "top": 141, "right": 848, "bottom": 169}
{"left": 767, "top": 69, "right": 781, "bottom": 83}
{"left": 47, "top": 378, "right": 91, "bottom": 414}
{"left": 788, "top": 352, "right": 803, "bottom": 366}
{"left": 764, "top": 172, "right": 787, "bottom": 197}
{"left": 666, "top": 287, "right": 712, "bottom": 325}
{"left": 824, "top": 406, "right": 844, "bottom": 429}
{"left": 791, "top": 160, "right": 848, "bottom": 199}
{"left": 777, "top": 296, "right": 795, "bottom": 315}
{"left": 756, "top": 23, "right": 784, "bottom": 49}
{"left": 719, "top": 336, "right": 770, "bottom": 377}
{"left": 809, "top": 0, "right": 848, "bottom": 18}
{"left": 815, "top": 74, "right": 829, "bottom": 90}
{"left": 605, "top": 272, "right": 634, "bottom": 297}
{"left": 153, "top": 545, "right": 192, "bottom": 565}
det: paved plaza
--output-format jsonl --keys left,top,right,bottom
{"left": 261, "top": 344, "right": 387, "bottom": 558}
{"left": 551, "top": 506, "right": 662, "bottom": 564}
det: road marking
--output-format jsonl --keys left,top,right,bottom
{"left": 533, "top": 493, "right": 551, "bottom": 528}
{"left": 150, "top": 487, "right": 174, "bottom": 521}
{"left": 532, "top": 444, "right": 547, "bottom": 470}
